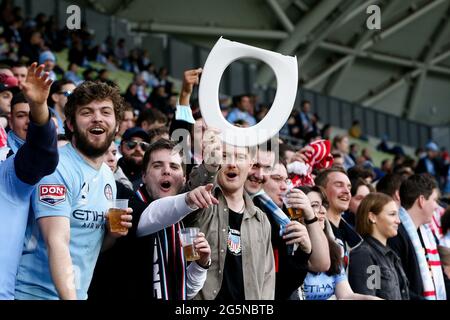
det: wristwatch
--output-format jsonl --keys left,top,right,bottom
{"left": 198, "top": 258, "right": 212, "bottom": 270}
{"left": 304, "top": 216, "right": 318, "bottom": 225}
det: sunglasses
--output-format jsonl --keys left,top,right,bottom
{"left": 59, "top": 91, "right": 72, "bottom": 97}
{"left": 125, "top": 140, "right": 150, "bottom": 150}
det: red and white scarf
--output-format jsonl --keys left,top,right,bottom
{"left": 419, "top": 224, "right": 447, "bottom": 300}
{"left": 429, "top": 205, "right": 446, "bottom": 240}
{"left": 289, "top": 139, "right": 334, "bottom": 187}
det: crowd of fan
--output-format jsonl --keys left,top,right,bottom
{"left": 1, "top": 0, "right": 450, "bottom": 301}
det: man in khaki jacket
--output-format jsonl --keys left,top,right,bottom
{"left": 141, "top": 143, "right": 275, "bottom": 300}
{"left": 184, "top": 143, "right": 275, "bottom": 300}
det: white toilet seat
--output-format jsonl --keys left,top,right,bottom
{"left": 199, "top": 37, "right": 298, "bottom": 147}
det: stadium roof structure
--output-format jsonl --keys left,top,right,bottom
{"left": 76, "top": 0, "right": 450, "bottom": 126}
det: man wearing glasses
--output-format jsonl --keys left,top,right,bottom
{"left": 259, "top": 160, "right": 330, "bottom": 299}
{"left": 118, "top": 127, "right": 150, "bottom": 190}
{"left": 48, "top": 80, "right": 76, "bottom": 134}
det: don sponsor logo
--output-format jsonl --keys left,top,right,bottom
{"left": 39, "top": 184, "right": 66, "bottom": 205}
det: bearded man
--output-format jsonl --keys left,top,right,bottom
{"left": 15, "top": 81, "right": 132, "bottom": 300}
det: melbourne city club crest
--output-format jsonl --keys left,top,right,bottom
{"left": 104, "top": 184, "right": 113, "bottom": 200}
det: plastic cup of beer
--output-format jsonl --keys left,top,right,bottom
{"left": 282, "top": 182, "right": 303, "bottom": 220}
{"left": 179, "top": 227, "right": 201, "bottom": 262}
{"left": 108, "top": 199, "right": 129, "bottom": 233}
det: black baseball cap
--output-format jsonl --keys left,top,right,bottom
{"left": 122, "top": 127, "right": 150, "bottom": 143}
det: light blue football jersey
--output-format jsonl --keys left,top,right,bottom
{"left": 15, "top": 144, "right": 116, "bottom": 300}
{"left": 0, "top": 157, "right": 37, "bottom": 299}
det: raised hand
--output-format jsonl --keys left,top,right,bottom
{"left": 22, "top": 62, "right": 54, "bottom": 125}
{"left": 202, "top": 127, "right": 222, "bottom": 170}
{"left": 22, "top": 62, "right": 53, "bottom": 107}
{"left": 291, "top": 145, "right": 314, "bottom": 163}
{"left": 180, "top": 68, "right": 202, "bottom": 106}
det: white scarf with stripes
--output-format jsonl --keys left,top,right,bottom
{"left": 399, "top": 207, "right": 446, "bottom": 300}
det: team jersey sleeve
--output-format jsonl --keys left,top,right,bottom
{"left": 31, "top": 166, "right": 73, "bottom": 220}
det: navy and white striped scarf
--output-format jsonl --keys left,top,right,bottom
{"left": 136, "top": 186, "right": 187, "bottom": 300}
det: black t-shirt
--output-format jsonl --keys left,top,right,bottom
{"left": 330, "top": 218, "right": 362, "bottom": 269}
{"left": 215, "top": 209, "right": 245, "bottom": 301}
{"left": 330, "top": 222, "right": 347, "bottom": 253}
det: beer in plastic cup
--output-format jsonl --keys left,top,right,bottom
{"left": 108, "top": 199, "right": 129, "bottom": 233}
{"left": 179, "top": 227, "right": 201, "bottom": 261}
{"left": 286, "top": 205, "right": 303, "bottom": 220}
{"left": 282, "top": 180, "right": 303, "bottom": 220}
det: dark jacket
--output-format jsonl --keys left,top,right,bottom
{"left": 253, "top": 196, "right": 310, "bottom": 300}
{"left": 348, "top": 236, "right": 410, "bottom": 300}
{"left": 117, "top": 157, "right": 143, "bottom": 190}
{"left": 415, "top": 157, "right": 443, "bottom": 177}
{"left": 89, "top": 165, "right": 214, "bottom": 300}
{"left": 387, "top": 223, "right": 425, "bottom": 300}
{"left": 88, "top": 186, "right": 147, "bottom": 300}
{"left": 342, "top": 211, "right": 355, "bottom": 229}
{"left": 126, "top": 187, "right": 186, "bottom": 300}
{"left": 14, "top": 116, "right": 59, "bottom": 184}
